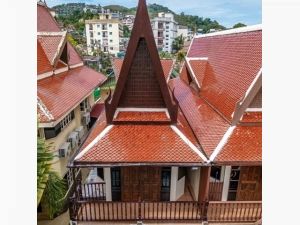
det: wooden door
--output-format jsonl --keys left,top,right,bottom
{"left": 236, "top": 166, "right": 262, "bottom": 201}
{"left": 121, "top": 167, "right": 161, "bottom": 201}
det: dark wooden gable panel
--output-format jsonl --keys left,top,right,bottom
{"left": 119, "top": 38, "right": 166, "bottom": 108}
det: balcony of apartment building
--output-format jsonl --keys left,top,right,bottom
{"left": 157, "top": 22, "right": 165, "bottom": 31}
{"left": 68, "top": 165, "right": 262, "bottom": 223}
{"left": 102, "top": 24, "right": 108, "bottom": 30}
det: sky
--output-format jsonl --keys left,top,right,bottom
{"left": 46, "top": 0, "right": 261, "bottom": 28}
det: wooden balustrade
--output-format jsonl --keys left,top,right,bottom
{"left": 207, "top": 201, "right": 262, "bottom": 222}
{"left": 70, "top": 200, "right": 207, "bottom": 222}
{"left": 79, "top": 182, "right": 106, "bottom": 201}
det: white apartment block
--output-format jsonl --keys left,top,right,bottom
{"left": 85, "top": 11, "right": 124, "bottom": 56}
{"left": 177, "top": 25, "right": 193, "bottom": 41}
{"left": 151, "top": 12, "right": 178, "bottom": 53}
{"left": 122, "top": 15, "right": 135, "bottom": 30}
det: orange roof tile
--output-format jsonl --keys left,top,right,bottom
{"left": 215, "top": 126, "right": 262, "bottom": 163}
{"left": 75, "top": 124, "right": 204, "bottom": 164}
{"left": 188, "top": 59, "right": 207, "bottom": 87}
{"left": 113, "top": 58, "right": 174, "bottom": 81}
{"left": 169, "top": 78, "right": 230, "bottom": 157}
{"left": 37, "top": 34, "right": 65, "bottom": 65}
{"left": 188, "top": 30, "right": 262, "bottom": 121}
{"left": 90, "top": 103, "right": 104, "bottom": 118}
{"left": 37, "top": 4, "right": 60, "bottom": 32}
{"left": 240, "top": 111, "right": 262, "bottom": 123}
{"left": 67, "top": 42, "right": 83, "bottom": 66}
{"left": 37, "top": 66, "right": 107, "bottom": 123}
{"left": 37, "top": 39, "right": 52, "bottom": 75}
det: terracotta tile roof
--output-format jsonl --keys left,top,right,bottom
{"left": 37, "top": 66, "right": 107, "bottom": 123}
{"left": 37, "top": 39, "right": 52, "bottom": 75}
{"left": 37, "top": 4, "right": 60, "bottom": 32}
{"left": 75, "top": 124, "right": 204, "bottom": 164}
{"left": 215, "top": 126, "right": 262, "bottom": 163}
{"left": 90, "top": 103, "right": 105, "bottom": 118}
{"left": 240, "top": 111, "right": 262, "bottom": 123}
{"left": 169, "top": 78, "right": 230, "bottom": 157}
{"left": 188, "top": 30, "right": 262, "bottom": 121}
{"left": 67, "top": 42, "right": 83, "bottom": 66}
{"left": 37, "top": 34, "right": 65, "bottom": 65}
{"left": 114, "top": 111, "right": 170, "bottom": 122}
{"left": 188, "top": 59, "right": 207, "bottom": 87}
{"left": 113, "top": 58, "right": 174, "bottom": 81}
{"left": 180, "top": 64, "right": 191, "bottom": 84}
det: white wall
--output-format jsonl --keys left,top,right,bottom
{"left": 221, "top": 166, "right": 231, "bottom": 201}
{"left": 187, "top": 167, "right": 201, "bottom": 200}
{"left": 176, "top": 176, "right": 185, "bottom": 199}
{"left": 104, "top": 167, "right": 112, "bottom": 201}
{"left": 170, "top": 167, "right": 186, "bottom": 201}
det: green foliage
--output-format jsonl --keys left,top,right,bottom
{"left": 67, "top": 34, "right": 78, "bottom": 47}
{"left": 176, "top": 50, "right": 186, "bottom": 63}
{"left": 172, "top": 34, "right": 185, "bottom": 53}
{"left": 123, "top": 25, "right": 131, "bottom": 38}
{"left": 37, "top": 132, "right": 67, "bottom": 219}
{"left": 233, "top": 22, "right": 246, "bottom": 28}
{"left": 43, "top": 172, "right": 67, "bottom": 219}
{"left": 159, "top": 51, "right": 173, "bottom": 59}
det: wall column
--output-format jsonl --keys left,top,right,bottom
{"left": 170, "top": 167, "right": 178, "bottom": 201}
{"left": 198, "top": 166, "right": 211, "bottom": 202}
{"left": 104, "top": 167, "right": 112, "bottom": 201}
{"left": 221, "top": 166, "right": 231, "bottom": 201}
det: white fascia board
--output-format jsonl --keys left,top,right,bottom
{"left": 37, "top": 31, "right": 67, "bottom": 36}
{"left": 51, "top": 31, "right": 67, "bottom": 65}
{"left": 245, "top": 108, "right": 262, "bottom": 112}
{"left": 69, "top": 62, "right": 84, "bottom": 69}
{"left": 37, "top": 97, "right": 54, "bottom": 121}
{"left": 194, "top": 24, "right": 262, "bottom": 39}
{"left": 241, "top": 68, "right": 262, "bottom": 104}
{"left": 37, "top": 71, "right": 53, "bottom": 80}
{"left": 54, "top": 66, "right": 68, "bottom": 75}
{"left": 75, "top": 125, "right": 114, "bottom": 160}
{"left": 209, "top": 126, "right": 236, "bottom": 162}
{"left": 171, "top": 125, "right": 208, "bottom": 162}
{"left": 186, "top": 57, "right": 208, "bottom": 61}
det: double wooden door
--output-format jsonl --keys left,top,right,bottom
{"left": 121, "top": 167, "right": 161, "bottom": 201}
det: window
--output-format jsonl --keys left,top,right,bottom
{"left": 109, "top": 32, "right": 112, "bottom": 35}
{"left": 80, "top": 98, "right": 89, "bottom": 112}
{"left": 90, "top": 31, "right": 93, "bottom": 38}
{"left": 166, "top": 42, "right": 168, "bottom": 45}
{"left": 166, "top": 34, "right": 169, "bottom": 38}
{"left": 97, "top": 168, "right": 104, "bottom": 180}
{"left": 98, "top": 32, "right": 100, "bottom": 35}
{"left": 228, "top": 166, "right": 241, "bottom": 200}
{"left": 166, "top": 26, "right": 169, "bottom": 29}
{"left": 110, "top": 39, "right": 113, "bottom": 43}
{"left": 89, "top": 24, "right": 93, "bottom": 30}
{"left": 178, "top": 167, "right": 186, "bottom": 180}
{"left": 97, "top": 24, "right": 100, "bottom": 28}
{"left": 210, "top": 166, "right": 222, "bottom": 181}
{"left": 109, "top": 24, "right": 112, "bottom": 27}
{"left": 110, "top": 47, "right": 113, "bottom": 50}
{"left": 44, "top": 111, "right": 74, "bottom": 139}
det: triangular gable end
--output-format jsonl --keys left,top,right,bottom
{"left": 105, "top": 0, "right": 178, "bottom": 123}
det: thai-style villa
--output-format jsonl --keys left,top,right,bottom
{"left": 36, "top": 0, "right": 262, "bottom": 223}
{"left": 66, "top": 0, "right": 262, "bottom": 224}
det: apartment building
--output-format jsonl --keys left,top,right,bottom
{"left": 85, "top": 10, "right": 124, "bottom": 56}
{"left": 122, "top": 14, "right": 135, "bottom": 30}
{"left": 37, "top": 2, "right": 107, "bottom": 218}
{"left": 151, "top": 12, "right": 178, "bottom": 53}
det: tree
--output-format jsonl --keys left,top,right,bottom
{"left": 37, "top": 132, "right": 67, "bottom": 219}
{"left": 159, "top": 51, "right": 173, "bottom": 59}
{"left": 172, "top": 34, "right": 185, "bottom": 53}
{"left": 233, "top": 23, "right": 246, "bottom": 28}
{"left": 123, "top": 25, "right": 131, "bottom": 38}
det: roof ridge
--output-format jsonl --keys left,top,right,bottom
{"left": 194, "top": 24, "right": 262, "bottom": 39}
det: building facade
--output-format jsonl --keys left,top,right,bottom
{"left": 68, "top": 1, "right": 262, "bottom": 224}
{"left": 151, "top": 12, "right": 178, "bottom": 53}
{"left": 85, "top": 10, "right": 124, "bottom": 56}
{"left": 122, "top": 14, "right": 135, "bottom": 30}
{"left": 37, "top": 2, "right": 107, "bottom": 218}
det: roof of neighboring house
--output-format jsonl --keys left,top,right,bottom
{"left": 90, "top": 103, "right": 105, "bottom": 118}
{"left": 37, "top": 4, "right": 61, "bottom": 32}
{"left": 187, "top": 59, "right": 207, "bottom": 88}
{"left": 187, "top": 28, "right": 262, "bottom": 121}
{"left": 112, "top": 58, "right": 174, "bottom": 81}
{"left": 215, "top": 126, "right": 262, "bottom": 164}
{"left": 38, "top": 66, "right": 107, "bottom": 123}
{"left": 37, "top": 3, "right": 106, "bottom": 123}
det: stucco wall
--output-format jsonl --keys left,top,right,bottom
{"left": 187, "top": 167, "right": 201, "bottom": 200}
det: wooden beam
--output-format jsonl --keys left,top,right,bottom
{"left": 198, "top": 166, "right": 211, "bottom": 202}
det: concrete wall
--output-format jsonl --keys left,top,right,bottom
{"left": 187, "top": 167, "right": 201, "bottom": 200}
{"left": 176, "top": 176, "right": 185, "bottom": 199}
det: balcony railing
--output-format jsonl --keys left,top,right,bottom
{"left": 207, "top": 201, "right": 262, "bottom": 222}
{"left": 70, "top": 200, "right": 208, "bottom": 222}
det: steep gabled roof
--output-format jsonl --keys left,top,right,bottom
{"left": 105, "top": 0, "right": 178, "bottom": 123}
{"left": 37, "top": 39, "right": 52, "bottom": 75}
{"left": 37, "top": 3, "right": 60, "bottom": 32}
